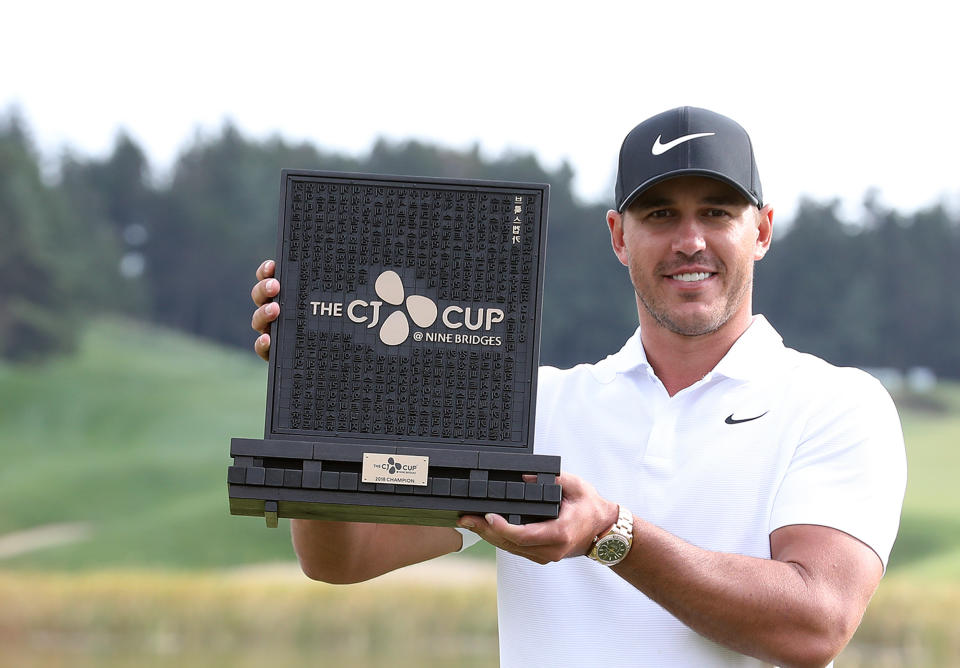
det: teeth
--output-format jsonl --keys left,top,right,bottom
{"left": 672, "top": 272, "right": 711, "bottom": 282}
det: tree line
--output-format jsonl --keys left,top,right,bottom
{"left": 2, "top": 109, "right": 958, "bottom": 377}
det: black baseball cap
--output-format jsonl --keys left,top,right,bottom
{"left": 615, "top": 106, "right": 763, "bottom": 212}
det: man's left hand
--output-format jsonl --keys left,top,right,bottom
{"left": 457, "top": 472, "right": 618, "bottom": 564}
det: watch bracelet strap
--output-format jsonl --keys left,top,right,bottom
{"left": 588, "top": 505, "right": 633, "bottom": 562}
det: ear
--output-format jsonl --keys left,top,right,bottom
{"left": 607, "top": 209, "right": 629, "bottom": 267}
{"left": 753, "top": 205, "right": 774, "bottom": 261}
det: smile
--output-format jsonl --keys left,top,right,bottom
{"left": 670, "top": 272, "right": 714, "bottom": 282}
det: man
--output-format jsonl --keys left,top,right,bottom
{"left": 249, "top": 107, "right": 906, "bottom": 667}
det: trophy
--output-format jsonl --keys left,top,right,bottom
{"left": 228, "top": 171, "right": 560, "bottom": 528}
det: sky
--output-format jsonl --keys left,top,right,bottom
{"left": 3, "top": 0, "right": 958, "bottom": 221}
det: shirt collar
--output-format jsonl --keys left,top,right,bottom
{"left": 592, "top": 315, "right": 784, "bottom": 383}
{"left": 711, "top": 315, "right": 784, "bottom": 381}
{"left": 592, "top": 326, "right": 650, "bottom": 382}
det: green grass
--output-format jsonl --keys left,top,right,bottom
{"left": 886, "top": 384, "right": 960, "bottom": 580}
{"left": 0, "top": 317, "right": 955, "bottom": 576}
{"left": 2, "top": 322, "right": 960, "bottom": 665}
{"left": 0, "top": 318, "right": 294, "bottom": 569}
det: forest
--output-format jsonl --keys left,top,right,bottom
{"left": 3, "top": 109, "right": 959, "bottom": 377}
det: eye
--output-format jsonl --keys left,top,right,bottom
{"left": 648, "top": 209, "right": 673, "bottom": 220}
{"left": 704, "top": 208, "right": 729, "bottom": 218}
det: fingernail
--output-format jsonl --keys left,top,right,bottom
{"left": 258, "top": 334, "right": 269, "bottom": 346}
{"left": 460, "top": 519, "right": 476, "bottom": 530}
{"left": 265, "top": 279, "right": 277, "bottom": 292}
{"left": 485, "top": 513, "right": 496, "bottom": 524}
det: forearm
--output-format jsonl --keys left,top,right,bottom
{"left": 291, "top": 519, "right": 462, "bottom": 584}
{"left": 613, "top": 519, "right": 869, "bottom": 668}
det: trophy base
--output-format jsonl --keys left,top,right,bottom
{"left": 228, "top": 438, "right": 561, "bottom": 527}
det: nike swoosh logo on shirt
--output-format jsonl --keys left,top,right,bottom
{"left": 725, "top": 411, "right": 768, "bottom": 425}
{"left": 651, "top": 132, "right": 716, "bottom": 156}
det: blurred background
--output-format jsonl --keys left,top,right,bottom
{"left": 1, "top": 1, "right": 958, "bottom": 665}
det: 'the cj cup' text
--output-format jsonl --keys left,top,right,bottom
{"left": 308, "top": 299, "right": 505, "bottom": 347}
{"left": 303, "top": 269, "right": 507, "bottom": 347}
{"left": 309, "top": 299, "right": 504, "bottom": 331}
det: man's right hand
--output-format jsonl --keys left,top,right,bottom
{"left": 251, "top": 259, "right": 280, "bottom": 361}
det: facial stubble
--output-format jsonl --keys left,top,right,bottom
{"left": 631, "top": 253, "right": 755, "bottom": 338}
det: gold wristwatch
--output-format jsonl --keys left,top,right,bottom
{"left": 588, "top": 505, "right": 633, "bottom": 566}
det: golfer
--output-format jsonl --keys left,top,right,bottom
{"left": 250, "top": 107, "right": 906, "bottom": 667}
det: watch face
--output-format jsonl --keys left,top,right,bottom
{"left": 596, "top": 535, "right": 628, "bottom": 564}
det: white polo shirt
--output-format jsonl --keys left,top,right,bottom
{"left": 460, "top": 315, "right": 906, "bottom": 667}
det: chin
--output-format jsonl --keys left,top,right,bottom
{"left": 671, "top": 322, "right": 723, "bottom": 338}
{"left": 657, "top": 309, "right": 728, "bottom": 337}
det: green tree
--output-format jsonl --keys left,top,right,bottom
{"left": 58, "top": 131, "right": 151, "bottom": 314}
{"left": 754, "top": 199, "right": 873, "bottom": 364}
{"left": 14, "top": 111, "right": 956, "bottom": 377}
{"left": 867, "top": 199, "right": 960, "bottom": 375}
{"left": 143, "top": 124, "right": 360, "bottom": 347}
{"left": 755, "top": 196, "right": 960, "bottom": 377}
{"left": 0, "top": 112, "right": 122, "bottom": 361}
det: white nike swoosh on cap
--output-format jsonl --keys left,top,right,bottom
{"left": 651, "top": 132, "right": 716, "bottom": 156}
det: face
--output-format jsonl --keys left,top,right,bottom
{"left": 607, "top": 176, "right": 773, "bottom": 338}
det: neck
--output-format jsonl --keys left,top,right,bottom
{"left": 638, "top": 306, "right": 754, "bottom": 397}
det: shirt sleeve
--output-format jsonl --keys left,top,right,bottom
{"left": 456, "top": 527, "right": 482, "bottom": 551}
{"left": 770, "top": 369, "right": 907, "bottom": 570}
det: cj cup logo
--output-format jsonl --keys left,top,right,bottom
{"left": 365, "top": 270, "right": 438, "bottom": 346}
{"left": 311, "top": 270, "right": 504, "bottom": 346}
{"left": 377, "top": 457, "right": 414, "bottom": 475}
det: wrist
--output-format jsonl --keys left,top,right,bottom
{"left": 583, "top": 499, "right": 620, "bottom": 556}
{"left": 587, "top": 504, "right": 634, "bottom": 566}
{"left": 599, "top": 499, "right": 619, "bottom": 537}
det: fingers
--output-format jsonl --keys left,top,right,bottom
{"left": 456, "top": 471, "right": 615, "bottom": 564}
{"left": 483, "top": 513, "right": 560, "bottom": 546}
{"left": 254, "top": 333, "right": 271, "bottom": 361}
{"left": 458, "top": 514, "right": 551, "bottom": 564}
{"left": 251, "top": 301, "right": 278, "bottom": 361}
{"left": 256, "top": 259, "right": 276, "bottom": 282}
{"left": 252, "top": 260, "right": 279, "bottom": 362}
{"left": 458, "top": 513, "right": 571, "bottom": 564}
{"left": 252, "top": 301, "right": 280, "bottom": 334}
{"left": 251, "top": 259, "right": 280, "bottom": 332}
{"left": 251, "top": 276, "right": 280, "bottom": 308}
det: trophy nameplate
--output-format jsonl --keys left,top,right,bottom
{"left": 228, "top": 170, "right": 560, "bottom": 527}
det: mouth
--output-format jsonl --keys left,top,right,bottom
{"left": 666, "top": 271, "right": 717, "bottom": 284}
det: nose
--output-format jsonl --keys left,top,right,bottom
{"left": 671, "top": 215, "right": 707, "bottom": 257}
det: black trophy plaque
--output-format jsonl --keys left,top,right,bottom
{"left": 228, "top": 170, "right": 560, "bottom": 528}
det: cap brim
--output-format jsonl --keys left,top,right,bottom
{"left": 618, "top": 169, "right": 762, "bottom": 212}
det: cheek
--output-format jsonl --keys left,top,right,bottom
{"left": 740, "top": 223, "right": 764, "bottom": 258}
{"left": 721, "top": 229, "right": 760, "bottom": 264}
{"left": 617, "top": 231, "right": 643, "bottom": 267}
{"left": 624, "top": 231, "right": 662, "bottom": 262}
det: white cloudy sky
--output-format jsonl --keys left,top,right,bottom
{"left": 3, "top": 0, "right": 957, "bottom": 220}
